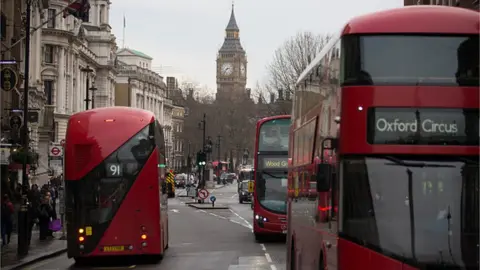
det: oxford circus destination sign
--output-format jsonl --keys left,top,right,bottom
{"left": 367, "top": 108, "right": 479, "bottom": 146}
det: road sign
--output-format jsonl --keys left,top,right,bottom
{"left": 248, "top": 180, "right": 254, "bottom": 193}
{"left": 210, "top": 195, "right": 216, "bottom": 202}
{"left": 49, "top": 146, "right": 63, "bottom": 157}
{"left": 9, "top": 114, "right": 23, "bottom": 129}
{"left": 198, "top": 189, "right": 209, "bottom": 200}
{"left": 1, "top": 67, "right": 18, "bottom": 92}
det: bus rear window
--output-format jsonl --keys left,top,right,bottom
{"left": 342, "top": 35, "right": 479, "bottom": 87}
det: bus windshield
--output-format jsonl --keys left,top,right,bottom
{"left": 343, "top": 35, "right": 479, "bottom": 87}
{"left": 341, "top": 156, "right": 479, "bottom": 268}
{"left": 258, "top": 119, "right": 290, "bottom": 152}
{"left": 256, "top": 171, "right": 288, "bottom": 214}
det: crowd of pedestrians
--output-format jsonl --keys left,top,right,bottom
{"left": 1, "top": 175, "right": 61, "bottom": 247}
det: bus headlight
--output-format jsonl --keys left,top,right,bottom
{"left": 255, "top": 214, "right": 268, "bottom": 222}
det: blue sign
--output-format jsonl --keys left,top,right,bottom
{"left": 210, "top": 195, "right": 216, "bottom": 202}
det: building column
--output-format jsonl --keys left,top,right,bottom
{"left": 75, "top": 61, "right": 81, "bottom": 112}
{"left": 57, "top": 46, "right": 65, "bottom": 113}
{"left": 68, "top": 51, "right": 74, "bottom": 113}
{"left": 160, "top": 101, "right": 164, "bottom": 125}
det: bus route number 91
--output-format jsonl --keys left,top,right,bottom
{"left": 106, "top": 163, "right": 123, "bottom": 178}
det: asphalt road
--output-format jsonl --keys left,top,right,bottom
{"left": 24, "top": 183, "right": 287, "bottom": 270}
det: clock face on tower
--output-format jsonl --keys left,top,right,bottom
{"left": 240, "top": 63, "right": 246, "bottom": 77}
{"left": 221, "top": 63, "right": 233, "bottom": 76}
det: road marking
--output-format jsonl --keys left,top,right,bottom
{"left": 260, "top": 244, "right": 266, "bottom": 251}
{"left": 229, "top": 219, "right": 252, "bottom": 229}
{"left": 265, "top": 253, "right": 273, "bottom": 263}
{"left": 229, "top": 208, "right": 252, "bottom": 228}
{"left": 231, "top": 193, "right": 237, "bottom": 198}
{"left": 209, "top": 212, "right": 227, "bottom": 219}
{"left": 170, "top": 209, "right": 179, "bottom": 213}
{"left": 270, "top": 265, "right": 278, "bottom": 270}
{"left": 195, "top": 210, "right": 206, "bottom": 213}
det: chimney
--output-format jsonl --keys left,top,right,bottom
{"left": 285, "top": 90, "right": 291, "bottom": 100}
{"left": 246, "top": 88, "right": 251, "bottom": 99}
{"left": 270, "top": 93, "right": 275, "bottom": 103}
{"left": 258, "top": 94, "right": 263, "bottom": 104}
{"left": 277, "top": 89, "right": 284, "bottom": 100}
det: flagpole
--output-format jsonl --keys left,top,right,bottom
{"left": 1, "top": 0, "right": 77, "bottom": 54}
{"left": 122, "top": 14, "right": 126, "bottom": 48}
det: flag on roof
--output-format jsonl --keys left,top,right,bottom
{"left": 63, "top": 0, "right": 90, "bottom": 22}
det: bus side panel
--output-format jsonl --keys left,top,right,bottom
{"left": 337, "top": 239, "right": 403, "bottom": 270}
{"left": 89, "top": 152, "right": 162, "bottom": 256}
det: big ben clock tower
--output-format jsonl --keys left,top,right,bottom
{"left": 216, "top": 4, "right": 247, "bottom": 100}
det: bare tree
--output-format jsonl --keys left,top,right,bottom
{"left": 266, "top": 31, "right": 332, "bottom": 94}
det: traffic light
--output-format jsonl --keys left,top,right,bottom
{"left": 196, "top": 151, "right": 206, "bottom": 166}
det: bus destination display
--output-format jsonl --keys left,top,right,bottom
{"left": 367, "top": 108, "right": 479, "bottom": 145}
{"left": 262, "top": 157, "right": 288, "bottom": 169}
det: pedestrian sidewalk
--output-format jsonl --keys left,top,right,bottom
{"left": 1, "top": 231, "right": 67, "bottom": 270}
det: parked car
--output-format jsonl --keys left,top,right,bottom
{"left": 174, "top": 174, "right": 187, "bottom": 188}
{"left": 220, "top": 173, "right": 237, "bottom": 184}
{"left": 238, "top": 180, "right": 252, "bottom": 204}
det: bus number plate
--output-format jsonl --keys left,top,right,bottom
{"left": 103, "top": 246, "right": 124, "bottom": 252}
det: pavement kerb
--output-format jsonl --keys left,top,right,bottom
{"left": 187, "top": 204, "right": 229, "bottom": 210}
{"left": 5, "top": 248, "right": 67, "bottom": 270}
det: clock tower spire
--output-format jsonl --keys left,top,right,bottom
{"left": 216, "top": 4, "right": 247, "bottom": 100}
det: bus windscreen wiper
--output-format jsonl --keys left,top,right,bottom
{"left": 383, "top": 156, "right": 455, "bottom": 168}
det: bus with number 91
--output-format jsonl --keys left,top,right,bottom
{"left": 64, "top": 107, "right": 169, "bottom": 264}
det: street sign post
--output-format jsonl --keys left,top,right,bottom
{"left": 48, "top": 145, "right": 63, "bottom": 174}
{"left": 210, "top": 195, "right": 216, "bottom": 208}
{"left": 198, "top": 189, "right": 209, "bottom": 200}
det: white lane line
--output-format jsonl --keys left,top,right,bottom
{"left": 229, "top": 208, "right": 252, "bottom": 228}
{"left": 270, "top": 265, "right": 278, "bottom": 270}
{"left": 229, "top": 219, "right": 252, "bottom": 229}
{"left": 264, "top": 253, "right": 273, "bottom": 263}
{"left": 260, "top": 244, "right": 266, "bottom": 251}
{"left": 195, "top": 210, "right": 207, "bottom": 213}
{"left": 209, "top": 212, "right": 227, "bottom": 219}
{"left": 231, "top": 193, "right": 238, "bottom": 198}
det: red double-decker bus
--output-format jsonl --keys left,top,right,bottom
{"left": 64, "top": 107, "right": 169, "bottom": 263}
{"left": 253, "top": 115, "right": 291, "bottom": 241}
{"left": 287, "top": 6, "right": 479, "bottom": 270}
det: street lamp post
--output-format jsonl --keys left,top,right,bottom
{"left": 18, "top": 0, "right": 33, "bottom": 256}
{"left": 89, "top": 84, "right": 97, "bottom": 109}
{"left": 81, "top": 66, "right": 93, "bottom": 110}
{"left": 198, "top": 114, "right": 206, "bottom": 188}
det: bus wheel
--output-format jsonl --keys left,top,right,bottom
{"left": 74, "top": 257, "right": 89, "bottom": 266}
{"left": 254, "top": 233, "right": 264, "bottom": 242}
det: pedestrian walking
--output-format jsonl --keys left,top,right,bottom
{"left": 38, "top": 195, "right": 55, "bottom": 240}
{"left": 1, "top": 194, "right": 14, "bottom": 246}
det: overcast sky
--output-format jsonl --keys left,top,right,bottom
{"left": 110, "top": 0, "right": 403, "bottom": 93}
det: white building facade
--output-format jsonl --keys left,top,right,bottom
{"left": 115, "top": 48, "right": 174, "bottom": 166}
{"left": 0, "top": 0, "right": 117, "bottom": 177}
{"left": 32, "top": 0, "right": 117, "bottom": 174}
